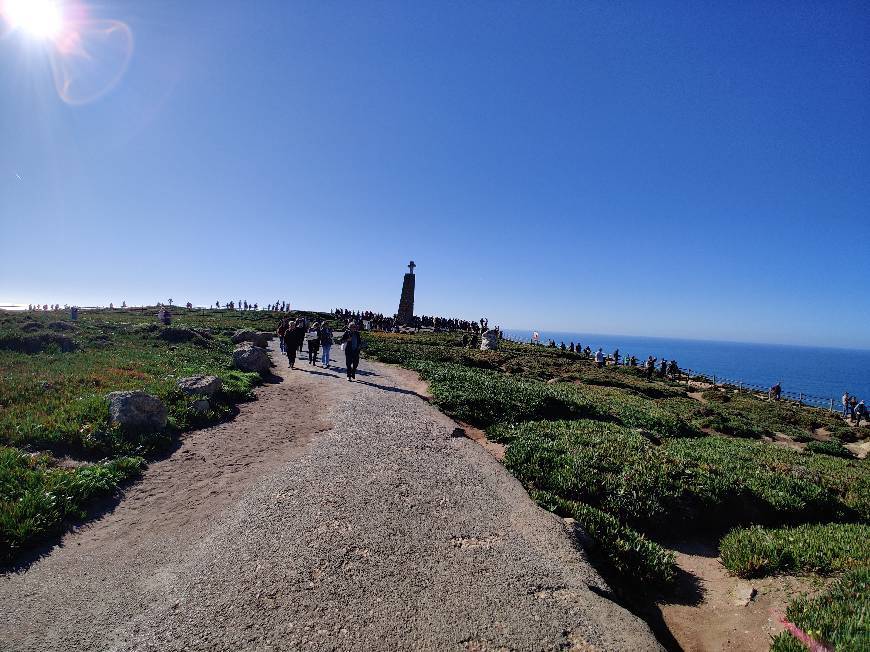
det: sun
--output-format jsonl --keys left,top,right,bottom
{"left": 2, "top": 0, "right": 64, "bottom": 40}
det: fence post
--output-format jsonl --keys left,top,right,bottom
{"left": 799, "top": 392, "right": 803, "bottom": 406}
{"left": 712, "top": 374, "right": 716, "bottom": 386}
{"left": 829, "top": 398, "right": 834, "bottom": 413}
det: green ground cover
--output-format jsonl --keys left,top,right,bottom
{"left": 0, "top": 307, "right": 331, "bottom": 561}
{"left": 771, "top": 568, "right": 869, "bottom": 652}
{"left": 720, "top": 523, "right": 870, "bottom": 577}
{"left": 364, "top": 331, "right": 870, "bottom": 610}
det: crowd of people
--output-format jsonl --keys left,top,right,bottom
{"left": 537, "top": 339, "right": 684, "bottom": 381}
{"left": 841, "top": 392, "right": 868, "bottom": 427}
{"left": 276, "top": 316, "right": 363, "bottom": 381}
{"left": 332, "top": 309, "right": 493, "bottom": 334}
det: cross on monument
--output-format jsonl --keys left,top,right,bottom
{"left": 408, "top": 260, "right": 416, "bottom": 274}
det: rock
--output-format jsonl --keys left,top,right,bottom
{"left": 546, "top": 378, "right": 558, "bottom": 384}
{"left": 480, "top": 330, "right": 499, "bottom": 351}
{"left": 732, "top": 582, "right": 757, "bottom": 607}
{"left": 106, "top": 391, "right": 167, "bottom": 431}
{"left": 232, "top": 329, "right": 268, "bottom": 348}
{"left": 191, "top": 399, "right": 211, "bottom": 414}
{"left": 177, "top": 375, "right": 222, "bottom": 398}
{"left": 232, "top": 343, "right": 271, "bottom": 375}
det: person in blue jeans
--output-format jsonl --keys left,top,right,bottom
{"left": 340, "top": 321, "right": 363, "bottom": 381}
{"left": 319, "top": 323, "right": 334, "bottom": 369}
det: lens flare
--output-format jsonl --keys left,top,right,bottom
{"left": 2, "top": 0, "right": 63, "bottom": 39}
{"left": 2, "top": 0, "right": 134, "bottom": 105}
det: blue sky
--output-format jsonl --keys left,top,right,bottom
{"left": 1, "top": 1, "right": 868, "bottom": 348}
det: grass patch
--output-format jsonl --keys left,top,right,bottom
{"left": 0, "top": 446, "right": 144, "bottom": 562}
{"left": 805, "top": 439, "right": 854, "bottom": 459}
{"left": 770, "top": 567, "right": 869, "bottom": 651}
{"left": 412, "top": 361, "right": 606, "bottom": 427}
{"left": 720, "top": 523, "right": 870, "bottom": 577}
{"left": 533, "top": 490, "right": 677, "bottom": 588}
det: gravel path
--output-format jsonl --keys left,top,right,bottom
{"left": 1, "top": 342, "right": 662, "bottom": 651}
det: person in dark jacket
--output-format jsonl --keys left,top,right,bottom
{"left": 340, "top": 321, "right": 363, "bottom": 381}
{"left": 283, "top": 319, "right": 305, "bottom": 369}
{"left": 276, "top": 317, "right": 290, "bottom": 353}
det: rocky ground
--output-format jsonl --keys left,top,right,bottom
{"left": 0, "top": 342, "right": 662, "bottom": 651}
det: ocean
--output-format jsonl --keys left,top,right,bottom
{"left": 502, "top": 329, "right": 870, "bottom": 407}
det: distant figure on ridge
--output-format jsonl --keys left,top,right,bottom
{"left": 842, "top": 392, "right": 851, "bottom": 417}
{"left": 595, "top": 348, "right": 605, "bottom": 369}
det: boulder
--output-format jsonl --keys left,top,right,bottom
{"left": 232, "top": 342, "right": 271, "bottom": 375}
{"left": 177, "top": 375, "right": 222, "bottom": 398}
{"left": 480, "top": 330, "right": 499, "bottom": 351}
{"left": 106, "top": 391, "right": 167, "bottom": 431}
{"left": 191, "top": 399, "right": 211, "bottom": 414}
{"left": 232, "top": 329, "right": 268, "bottom": 348}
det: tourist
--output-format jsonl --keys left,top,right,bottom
{"left": 283, "top": 320, "right": 304, "bottom": 369}
{"left": 298, "top": 316, "right": 307, "bottom": 354}
{"left": 595, "top": 348, "right": 605, "bottom": 369}
{"left": 855, "top": 400, "right": 867, "bottom": 427}
{"left": 849, "top": 395, "right": 858, "bottom": 420}
{"left": 276, "top": 316, "right": 290, "bottom": 353}
{"left": 341, "top": 321, "right": 363, "bottom": 381}
{"left": 645, "top": 356, "right": 655, "bottom": 380}
{"left": 306, "top": 322, "right": 321, "bottom": 366}
{"left": 320, "top": 323, "right": 334, "bottom": 368}
{"left": 613, "top": 348, "right": 620, "bottom": 365}
{"left": 659, "top": 358, "right": 667, "bottom": 377}
{"left": 842, "top": 392, "right": 850, "bottom": 417}
{"left": 769, "top": 382, "right": 782, "bottom": 401}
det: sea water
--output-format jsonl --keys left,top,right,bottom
{"left": 502, "top": 329, "right": 870, "bottom": 405}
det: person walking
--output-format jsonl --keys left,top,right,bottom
{"left": 849, "top": 395, "right": 858, "bottom": 420}
{"left": 298, "top": 316, "right": 307, "bottom": 355}
{"left": 276, "top": 316, "right": 290, "bottom": 353}
{"left": 645, "top": 356, "right": 655, "bottom": 380}
{"left": 842, "top": 392, "right": 850, "bottom": 417}
{"left": 306, "top": 322, "right": 321, "bottom": 366}
{"left": 341, "top": 321, "right": 363, "bottom": 381}
{"left": 283, "top": 320, "right": 303, "bottom": 369}
{"left": 319, "top": 323, "right": 334, "bottom": 369}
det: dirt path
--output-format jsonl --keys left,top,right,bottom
{"left": 0, "top": 343, "right": 662, "bottom": 651}
{"left": 655, "top": 540, "right": 828, "bottom": 652}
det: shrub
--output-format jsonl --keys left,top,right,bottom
{"left": 412, "top": 362, "right": 606, "bottom": 427}
{"left": 805, "top": 439, "right": 854, "bottom": 459}
{"left": 504, "top": 420, "right": 693, "bottom": 530}
{"left": 720, "top": 523, "right": 870, "bottom": 577}
{"left": 770, "top": 568, "right": 869, "bottom": 652}
{"left": 702, "top": 389, "right": 731, "bottom": 403}
{"left": 533, "top": 490, "right": 676, "bottom": 587}
{"left": 505, "top": 422, "right": 863, "bottom": 533}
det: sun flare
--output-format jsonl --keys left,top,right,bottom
{"left": 3, "top": 0, "right": 64, "bottom": 40}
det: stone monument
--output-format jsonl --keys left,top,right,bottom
{"left": 397, "top": 260, "right": 416, "bottom": 324}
